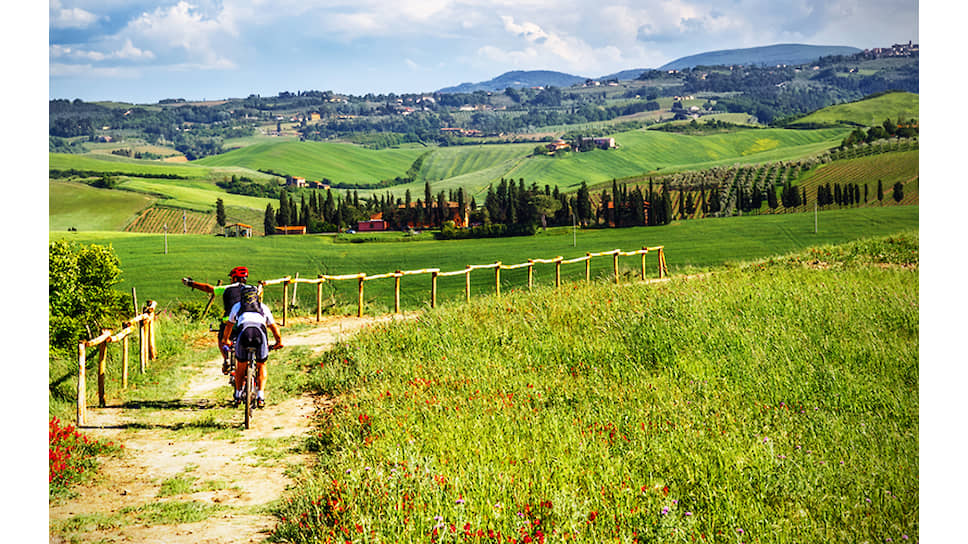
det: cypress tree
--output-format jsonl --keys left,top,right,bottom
{"left": 264, "top": 203, "right": 276, "bottom": 235}
{"left": 215, "top": 198, "right": 226, "bottom": 227}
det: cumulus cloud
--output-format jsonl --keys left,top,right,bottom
{"left": 50, "top": 0, "right": 101, "bottom": 29}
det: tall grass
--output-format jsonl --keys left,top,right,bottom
{"left": 274, "top": 232, "right": 918, "bottom": 543}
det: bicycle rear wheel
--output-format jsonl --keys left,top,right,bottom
{"left": 244, "top": 353, "right": 254, "bottom": 429}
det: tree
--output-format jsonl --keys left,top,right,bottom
{"left": 49, "top": 240, "right": 131, "bottom": 350}
{"left": 892, "top": 182, "right": 904, "bottom": 203}
{"left": 215, "top": 198, "right": 226, "bottom": 227}
{"left": 575, "top": 182, "right": 592, "bottom": 226}
{"left": 264, "top": 203, "right": 276, "bottom": 235}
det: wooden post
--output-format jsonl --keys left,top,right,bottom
{"left": 282, "top": 280, "right": 289, "bottom": 327}
{"left": 291, "top": 272, "right": 300, "bottom": 308}
{"left": 202, "top": 280, "right": 220, "bottom": 318}
{"left": 316, "top": 276, "right": 323, "bottom": 322}
{"left": 357, "top": 275, "right": 365, "bottom": 318}
{"left": 640, "top": 247, "right": 647, "bottom": 280}
{"left": 131, "top": 287, "right": 138, "bottom": 316}
{"left": 585, "top": 253, "right": 591, "bottom": 282}
{"left": 97, "top": 332, "right": 109, "bottom": 408}
{"left": 494, "top": 262, "right": 501, "bottom": 296}
{"left": 527, "top": 260, "right": 534, "bottom": 290}
{"left": 77, "top": 342, "right": 86, "bottom": 426}
{"left": 395, "top": 273, "right": 402, "bottom": 314}
{"left": 146, "top": 302, "right": 157, "bottom": 361}
{"left": 464, "top": 266, "right": 471, "bottom": 302}
{"left": 139, "top": 319, "right": 147, "bottom": 373}
{"left": 121, "top": 333, "right": 129, "bottom": 389}
{"left": 659, "top": 248, "right": 668, "bottom": 278}
{"left": 555, "top": 257, "right": 562, "bottom": 288}
{"left": 431, "top": 270, "right": 438, "bottom": 308}
{"left": 613, "top": 251, "right": 620, "bottom": 284}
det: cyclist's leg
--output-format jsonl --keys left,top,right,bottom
{"left": 254, "top": 326, "right": 270, "bottom": 401}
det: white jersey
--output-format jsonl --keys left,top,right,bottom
{"left": 227, "top": 301, "right": 275, "bottom": 329}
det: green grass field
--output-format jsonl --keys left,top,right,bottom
{"left": 52, "top": 206, "right": 917, "bottom": 314}
{"left": 195, "top": 140, "right": 425, "bottom": 184}
{"left": 50, "top": 181, "right": 155, "bottom": 231}
{"left": 791, "top": 92, "right": 919, "bottom": 127}
{"left": 273, "top": 231, "right": 918, "bottom": 543}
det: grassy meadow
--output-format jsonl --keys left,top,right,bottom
{"left": 52, "top": 206, "right": 918, "bottom": 315}
{"left": 49, "top": 180, "right": 155, "bottom": 231}
{"left": 273, "top": 231, "right": 918, "bottom": 543}
{"left": 791, "top": 92, "right": 919, "bottom": 127}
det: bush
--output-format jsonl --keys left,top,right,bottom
{"left": 49, "top": 240, "right": 132, "bottom": 352}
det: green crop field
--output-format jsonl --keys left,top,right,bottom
{"left": 195, "top": 140, "right": 425, "bottom": 185}
{"left": 792, "top": 92, "right": 919, "bottom": 127}
{"left": 799, "top": 150, "right": 920, "bottom": 206}
{"left": 52, "top": 206, "right": 917, "bottom": 313}
{"left": 49, "top": 181, "right": 155, "bottom": 231}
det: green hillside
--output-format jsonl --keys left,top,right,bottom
{"left": 790, "top": 92, "right": 918, "bottom": 127}
{"left": 195, "top": 140, "right": 425, "bottom": 184}
{"left": 50, "top": 181, "right": 155, "bottom": 231}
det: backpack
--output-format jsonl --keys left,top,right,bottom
{"left": 222, "top": 284, "right": 244, "bottom": 316}
{"left": 237, "top": 284, "right": 264, "bottom": 316}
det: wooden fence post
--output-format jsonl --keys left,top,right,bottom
{"left": 395, "top": 272, "right": 402, "bottom": 314}
{"left": 613, "top": 250, "right": 620, "bottom": 284}
{"left": 146, "top": 301, "right": 157, "bottom": 361}
{"left": 555, "top": 257, "right": 562, "bottom": 288}
{"left": 357, "top": 274, "right": 365, "bottom": 317}
{"left": 585, "top": 253, "right": 591, "bottom": 282}
{"left": 139, "top": 319, "right": 147, "bottom": 373}
{"left": 131, "top": 287, "right": 138, "bottom": 316}
{"left": 316, "top": 275, "right": 323, "bottom": 322}
{"left": 291, "top": 272, "right": 299, "bottom": 307}
{"left": 282, "top": 280, "right": 289, "bottom": 326}
{"left": 97, "top": 331, "right": 109, "bottom": 408}
{"left": 494, "top": 262, "right": 501, "bottom": 296}
{"left": 121, "top": 332, "right": 129, "bottom": 389}
{"left": 527, "top": 260, "right": 534, "bottom": 290}
{"left": 431, "top": 270, "right": 438, "bottom": 308}
{"left": 77, "top": 342, "right": 86, "bottom": 426}
{"left": 464, "top": 266, "right": 471, "bottom": 302}
{"left": 658, "top": 248, "right": 668, "bottom": 278}
{"left": 640, "top": 247, "right": 647, "bottom": 280}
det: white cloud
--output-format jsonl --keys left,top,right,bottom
{"left": 50, "top": 1, "right": 101, "bottom": 29}
{"left": 120, "top": 1, "right": 236, "bottom": 69}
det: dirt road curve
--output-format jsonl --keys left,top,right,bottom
{"left": 49, "top": 313, "right": 416, "bottom": 544}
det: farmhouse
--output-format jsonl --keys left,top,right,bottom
{"left": 547, "top": 139, "right": 571, "bottom": 152}
{"left": 286, "top": 177, "right": 307, "bottom": 188}
{"left": 358, "top": 216, "right": 388, "bottom": 232}
{"left": 224, "top": 222, "right": 253, "bottom": 238}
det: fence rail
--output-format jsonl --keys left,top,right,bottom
{"left": 259, "top": 246, "right": 668, "bottom": 324}
{"left": 77, "top": 301, "right": 158, "bottom": 425}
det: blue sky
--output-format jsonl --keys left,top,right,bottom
{"left": 46, "top": 0, "right": 920, "bottom": 104}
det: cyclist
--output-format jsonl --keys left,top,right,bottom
{"left": 182, "top": 266, "right": 251, "bottom": 374}
{"left": 220, "top": 283, "right": 283, "bottom": 408}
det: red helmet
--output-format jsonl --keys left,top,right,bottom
{"left": 229, "top": 266, "right": 248, "bottom": 281}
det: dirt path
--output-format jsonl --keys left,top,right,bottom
{"left": 49, "top": 313, "right": 416, "bottom": 544}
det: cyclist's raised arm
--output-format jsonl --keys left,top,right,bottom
{"left": 182, "top": 277, "right": 216, "bottom": 294}
{"left": 268, "top": 322, "right": 283, "bottom": 349}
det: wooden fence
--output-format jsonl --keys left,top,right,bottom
{"left": 260, "top": 246, "right": 668, "bottom": 325}
{"left": 76, "top": 301, "right": 158, "bottom": 425}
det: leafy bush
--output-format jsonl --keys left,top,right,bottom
{"left": 49, "top": 240, "right": 132, "bottom": 352}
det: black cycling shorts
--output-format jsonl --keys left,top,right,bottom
{"left": 235, "top": 325, "right": 269, "bottom": 363}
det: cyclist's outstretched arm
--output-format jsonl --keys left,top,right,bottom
{"left": 182, "top": 277, "right": 216, "bottom": 294}
{"left": 268, "top": 322, "right": 283, "bottom": 349}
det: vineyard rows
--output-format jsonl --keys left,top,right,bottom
{"left": 125, "top": 206, "right": 217, "bottom": 234}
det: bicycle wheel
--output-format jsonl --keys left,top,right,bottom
{"left": 244, "top": 355, "right": 254, "bottom": 429}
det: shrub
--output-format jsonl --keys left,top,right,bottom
{"left": 49, "top": 240, "right": 132, "bottom": 352}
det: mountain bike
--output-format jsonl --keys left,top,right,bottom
{"left": 238, "top": 343, "right": 281, "bottom": 430}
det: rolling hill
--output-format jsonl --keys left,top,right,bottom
{"left": 658, "top": 43, "right": 862, "bottom": 70}
{"left": 787, "top": 91, "right": 919, "bottom": 127}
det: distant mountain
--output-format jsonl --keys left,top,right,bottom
{"left": 658, "top": 43, "right": 862, "bottom": 70}
{"left": 436, "top": 44, "right": 865, "bottom": 93}
{"left": 437, "top": 70, "right": 587, "bottom": 93}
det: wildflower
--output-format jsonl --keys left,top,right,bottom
{"left": 685, "top": 512, "right": 692, "bottom": 516}
{"left": 661, "top": 507, "right": 669, "bottom": 515}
